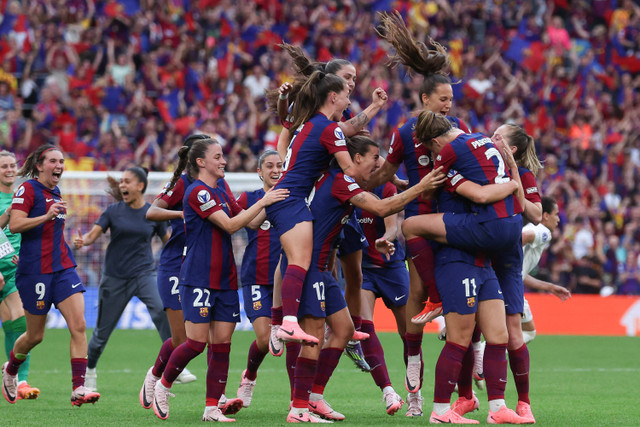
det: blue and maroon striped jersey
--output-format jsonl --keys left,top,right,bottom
{"left": 180, "top": 179, "right": 242, "bottom": 290}
{"left": 436, "top": 184, "right": 490, "bottom": 268}
{"left": 355, "top": 182, "right": 406, "bottom": 267}
{"left": 157, "top": 174, "right": 192, "bottom": 271}
{"left": 308, "top": 168, "right": 364, "bottom": 271}
{"left": 434, "top": 132, "right": 523, "bottom": 222}
{"left": 11, "top": 179, "right": 76, "bottom": 274}
{"left": 519, "top": 166, "right": 541, "bottom": 204}
{"left": 238, "top": 188, "right": 281, "bottom": 286}
{"left": 275, "top": 112, "right": 348, "bottom": 199}
{"left": 386, "top": 115, "right": 470, "bottom": 219}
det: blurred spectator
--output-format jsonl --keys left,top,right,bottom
{"left": 0, "top": 0, "right": 636, "bottom": 293}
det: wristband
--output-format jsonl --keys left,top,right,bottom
{"left": 279, "top": 93, "right": 289, "bottom": 100}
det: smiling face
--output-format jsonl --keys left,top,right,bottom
{"left": 258, "top": 154, "right": 283, "bottom": 189}
{"left": 197, "top": 143, "right": 226, "bottom": 181}
{"left": 119, "top": 171, "right": 145, "bottom": 204}
{"left": 335, "top": 64, "right": 357, "bottom": 95}
{"left": 36, "top": 149, "right": 65, "bottom": 188}
{"left": 422, "top": 83, "right": 453, "bottom": 115}
{"left": 0, "top": 155, "right": 17, "bottom": 189}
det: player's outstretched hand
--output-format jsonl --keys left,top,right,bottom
{"left": 261, "top": 188, "right": 289, "bottom": 207}
{"left": 551, "top": 284, "right": 571, "bottom": 301}
{"left": 375, "top": 238, "right": 395, "bottom": 260}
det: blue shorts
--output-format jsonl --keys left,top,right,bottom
{"left": 298, "top": 270, "right": 347, "bottom": 319}
{"left": 157, "top": 267, "right": 182, "bottom": 311}
{"left": 179, "top": 285, "right": 240, "bottom": 324}
{"left": 362, "top": 262, "right": 409, "bottom": 308}
{"left": 444, "top": 214, "right": 522, "bottom": 253}
{"left": 336, "top": 214, "right": 368, "bottom": 257}
{"left": 266, "top": 197, "right": 314, "bottom": 237}
{"left": 435, "top": 261, "right": 502, "bottom": 315}
{"left": 16, "top": 268, "right": 85, "bottom": 315}
{"left": 242, "top": 284, "right": 273, "bottom": 322}
{"left": 491, "top": 241, "right": 524, "bottom": 315}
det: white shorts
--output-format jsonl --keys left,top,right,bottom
{"left": 521, "top": 297, "right": 533, "bottom": 323}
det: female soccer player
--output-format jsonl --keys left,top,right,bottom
{"left": 2, "top": 144, "right": 99, "bottom": 406}
{"left": 138, "top": 134, "right": 210, "bottom": 411}
{"left": 287, "top": 135, "right": 446, "bottom": 422}
{"left": 151, "top": 138, "right": 288, "bottom": 422}
{"left": 0, "top": 151, "right": 39, "bottom": 400}
{"left": 373, "top": 10, "right": 472, "bottom": 413}
{"left": 235, "top": 149, "right": 297, "bottom": 407}
{"left": 265, "top": 70, "right": 386, "bottom": 345}
{"left": 356, "top": 174, "right": 412, "bottom": 414}
{"left": 405, "top": 112, "right": 529, "bottom": 424}
{"left": 265, "top": 45, "right": 390, "bottom": 355}
{"left": 74, "top": 166, "right": 171, "bottom": 392}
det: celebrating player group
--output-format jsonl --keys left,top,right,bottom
{"left": 0, "top": 10, "right": 571, "bottom": 425}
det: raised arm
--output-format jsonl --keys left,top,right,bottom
{"left": 337, "top": 87, "right": 388, "bottom": 137}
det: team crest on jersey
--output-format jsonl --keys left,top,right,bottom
{"left": 15, "top": 186, "right": 25, "bottom": 197}
{"left": 37, "top": 300, "right": 45, "bottom": 309}
{"left": 253, "top": 301, "right": 262, "bottom": 311}
{"left": 260, "top": 220, "right": 272, "bottom": 230}
{"left": 197, "top": 189, "right": 211, "bottom": 203}
{"left": 467, "top": 297, "right": 476, "bottom": 307}
{"left": 320, "top": 301, "right": 325, "bottom": 311}
{"left": 200, "top": 307, "right": 209, "bottom": 317}
{"left": 418, "top": 155, "right": 430, "bottom": 166}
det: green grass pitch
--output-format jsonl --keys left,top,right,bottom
{"left": 0, "top": 330, "right": 638, "bottom": 426}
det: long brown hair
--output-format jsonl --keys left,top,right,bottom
{"left": 414, "top": 111, "right": 453, "bottom": 143}
{"left": 377, "top": 11, "right": 451, "bottom": 99}
{"left": 502, "top": 124, "right": 543, "bottom": 175}
{"left": 164, "top": 134, "right": 210, "bottom": 195}
{"left": 287, "top": 71, "right": 346, "bottom": 141}
{"left": 18, "top": 144, "right": 60, "bottom": 178}
{"left": 266, "top": 43, "right": 354, "bottom": 114}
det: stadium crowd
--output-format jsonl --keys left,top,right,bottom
{"left": 0, "top": 0, "right": 638, "bottom": 295}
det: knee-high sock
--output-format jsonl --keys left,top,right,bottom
{"left": 361, "top": 320, "right": 391, "bottom": 390}
{"left": 471, "top": 325, "right": 482, "bottom": 344}
{"left": 401, "top": 334, "right": 408, "bottom": 367}
{"left": 206, "top": 343, "right": 231, "bottom": 407}
{"left": 351, "top": 315, "right": 362, "bottom": 331}
{"left": 286, "top": 342, "right": 301, "bottom": 400}
{"left": 434, "top": 342, "right": 467, "bottom": 404}
{"left": 161, "top": 338, "right": 206, "bottom": 387}
{"left": 406, "top": 238, "right": 440, "bottom": 303}
{"left": 6, "top": 350, "right": 26, "bottom": 376}
{"left": 508, "top": 343, "right": 530, "bottom": 404}
{"left": 271, "top": 306, "right": 283, "bottom": 326}
{"left": 12, "top": 317, "right": 30, "bottom": 383}
{"left": 2, "top": 319, "right": 13, "bottom": 360}
{"left": 152, "top": 338, "right": 175, "bottom": 378}
{"left": 457, "top": 345, "right": 474, "bottom": 400}
{"left": 405, "top": 332, "right": 424, "bottom": 384}
{"left": 292, "top": 357, "right": 317, "bottom": 409}
{"left": 484, "top": 343, "right": 508, "bottom": 401}
{"left": 71, "top": 358, "right": 88, "bottom": 389}
{"left": 282, "top": 265, "right": 307, "bottom": 318}
{"left": 310, "top": 347, "right": 342, "bottom": 395}
{"left": 245, "top": 340, "right": 268, "bottom": 381}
